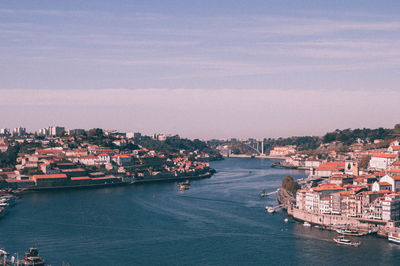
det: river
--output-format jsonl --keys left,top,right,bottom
{"left": 0, "top": 158, "right": 399, "bottom": 265}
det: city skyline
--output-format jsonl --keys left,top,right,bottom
{"left": 1, "top": 1, "right": 400, "bottom": 138}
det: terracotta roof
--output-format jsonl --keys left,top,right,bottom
{"left": 70, "top": 176, "right": 91, "bottom": 180}
{"left": 393, "top": 161, "right": 400, "bottom": 166}
{"left": 33, "top": 174, "right": 67, "bottom": 179}
{"left": 61, "top": 168, "right": 86, "bottom": 172}
{"left": 372, "top": 153, "right": 396, "bottom": 159}
{"left": 313, "top": 184, "right": 343, "bottom": 192}
{"left": 80, "top": 156, "right": 98, "bottom": 160}
{"left": 316, "top": 162, "right": 345, "bottom": 171}
{"left": 379, "top": 182, "right": 392, "bottom": 186}
{"left": 5, "top": 179, "right": 33, "bottom": 183}
{"left": 373, "top": 172, "right": 386, "bottom": 177}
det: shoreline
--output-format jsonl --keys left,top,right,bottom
{"left": 4, "top": 172, "right": 214, "bottom": 195}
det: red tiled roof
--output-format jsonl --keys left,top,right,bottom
{"left": 372, "top": 153, "right": 396, "bottom": 159}
{"left": 316, "top": 162, "right": 345, "bottom": 171}
{"left": 61, "top": 168, "right": 86, "bottom": 172}
{"left": 33, "top": 174, "right": 67, "bottom": 179}
{"left": 5, "top": 179, "right": 33, "bottom": 183}
{"left": 313, "top": 183, "right": 344, "bottom": 192}
{"left": 70, "top": 176, "right": 91, "bottom": 181}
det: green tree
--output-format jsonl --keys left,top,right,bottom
{"left": 282, "top": 175, "right": 300, "bottom": 195}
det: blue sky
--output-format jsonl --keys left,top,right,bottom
{"left": 1, "top": 1, "right": 400, "bottom": 138}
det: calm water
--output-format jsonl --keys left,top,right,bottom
{"left": 1, "top": 158, "right": 399, "bottom": 265}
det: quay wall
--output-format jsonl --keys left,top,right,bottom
{"left": 289, "top": 207, "right": 374, "bottom": 229}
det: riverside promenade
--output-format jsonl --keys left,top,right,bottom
{"left": 287, "top": 206, "right": 398, "bottom": 237}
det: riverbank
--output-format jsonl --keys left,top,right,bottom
{"left": 278, "top": 186, "right": 398, "bottom": 239}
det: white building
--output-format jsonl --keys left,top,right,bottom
{"left": 369, "top": 154, "right": 397, "bottom": 170}
{"left": 305, "top": 160, "right": 322, "bottom": 168}
{"left": 305, "top": 191, "right": 319, "bottom": 213}
{"left": 319, "top": 197, "right": 331, "bottom": 214}
{"left": 79, "top": 156, "right": 99, "bottom": 166}
{"left": 379, "top": 175, "right": 400, "bottom": 192}
{"left": 13, "top": 127, "right": 26, "bottom": 136}
{"left": 269, "top": 145, "right": 296, "bottom": 157}
{"left": 382, "top": 194, "right": 400, "bottom": 221}
{"left": 49, "top": 126, "right": 65, "bottom": 137}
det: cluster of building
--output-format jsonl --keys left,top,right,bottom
{"left": 295, "top": 140, "right": 400, "bottom": 224}
{"left": 0, "top": 126, "right": 214, "bottom": 191}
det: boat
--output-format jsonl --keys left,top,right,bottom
{"left": 388, "top": 232, "right": 400, "bottom": 244}
{"left": 0, "top": 248, "right": 9, "bottom": 259}
{"left": 179, "top": 180, "right": 190, "bottom": 191}
{"left": 259, "top": 189, "right": 268, "bottom": 197}
{"left": 333, "top": 236, "right": 360, "bottom": 247}
{"left": 18, "top": 247, "right": 45, "bottom": 266}
{"left": 0, "top": 203, "right": 9, "bottom": 218}
{"left": 335, "top": 228, "right": 366, "bottom": 237}
{"left": 0, "top": 195, "right": 16, "bottom": 206}
{"left": 303, "top": 222, "right": 311, "bottom": 227}
{"left": 265, "top": 206, "right": 275, "bottom": 213}
{"left": 284, "top": 218, "right": 289, "bottom": 223}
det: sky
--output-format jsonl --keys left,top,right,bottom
{"left": 1, "top": 1, "right": 400, "bottom": 139}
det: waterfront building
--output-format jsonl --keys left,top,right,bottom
{"left": 330, "top": 192, "right": 342, "bottom": 214}
{"left": 304, "top": 184, "right": 344, "bottom": 214}
{"left": 368, "top": 197, "right": 384, "bottom": 220}
{"left": 32, "top": 174, "right": 69, "bottom": 187}
{"left": 319, "top": 197, "right": 331, "bottom": 214}
{"left": 296, "top": 189, "right": 310, "bottom": 210}
{"left": 382, "top": 194, "right": 400, "bottom": 221}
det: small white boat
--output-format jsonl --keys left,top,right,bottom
{"left": 303, "top": 222, "right": 311, "bottom": 227}
{"left": 388, "top": 232, "right": 400, "bottom": 244}
{"left": 284, "top": 218, "right": 289, "bottom": 223}
{"left": 265, "top": 206, "right": 275, "bottom": 213}
{"left": 333, "top": 236, "right": 360, "bottom": 247}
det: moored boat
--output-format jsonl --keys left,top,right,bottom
{"left": 333, "top": 236, "right": 360, "bottom": 247}
{"left": 259, "top": 189, "right": 268, "bottom": 197}
{"left": 388, "top": 232, "right": 400, "bottom": 244}
{"left": 303, "top": 222, "right": 311, "bottom": 227}
{"left": 179, "top": 180, "right": 190, "bottom": 191}
{"left": 266, "top": 206, "right": 275, "bottom": 213}
{"left": 18, "top": 247, "right": 45, "bottom": 266}
{"left": 335, "top": 228, "right": 366, "bottom": 237}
